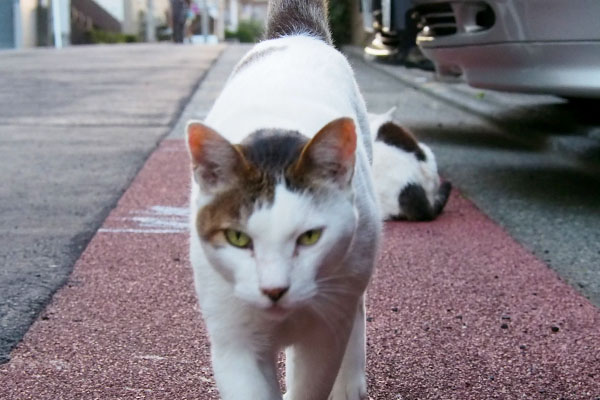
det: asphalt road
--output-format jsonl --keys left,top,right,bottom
{"left": 0, "top": 43, "right": 224, "bottom": 363}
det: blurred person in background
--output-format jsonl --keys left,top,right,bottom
{"left": 170, "top": 0, "right": 191, "bottom": 42}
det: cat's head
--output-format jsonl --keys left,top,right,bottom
{"left": 367, "top": 106, "right": 396, "bottom": 137}
{"left": 187, "top": 118, "right": 359, "bottom": 319}
{"left": 371, "top": 114, "right": 451, "bottom": 221}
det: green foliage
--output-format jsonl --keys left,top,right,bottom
{"left": 226, "top": 20, "right": 264, "bottom": 43}
{"left": 329, "top": 0, "right": 352, "bottom": 47}
{"left": 85, "top": 29, "right": 138, "bottom": 44}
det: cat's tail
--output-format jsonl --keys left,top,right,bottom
{"left": 265, "top": 0, "right": 332, "bottom": 44}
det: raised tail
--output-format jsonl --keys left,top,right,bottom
{"left": 265, "top": 0, "right": 332, "bottom": 44}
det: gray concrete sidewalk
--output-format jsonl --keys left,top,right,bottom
{"left": 0, "top": 43, "right": 224, "bottom": 363}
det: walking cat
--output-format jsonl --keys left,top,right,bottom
{"left": 369, "top": 107, "right": 451, "bottom": 221}
{"left": 185, "top": 0, "right": 381, "bottom": 399}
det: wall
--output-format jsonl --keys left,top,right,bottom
{"left": 0, "top": 0, "right": 16, "bottom": 49}
{"left": 122, "top": 0, "right": 170, "bottom": 36}
{"left": 19, "top": 0, "right": 38, "bottom": 47}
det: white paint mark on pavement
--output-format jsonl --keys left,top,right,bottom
{"left": 99, "top": 205, "right": 188, "bottom": 234}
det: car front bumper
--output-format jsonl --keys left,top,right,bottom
{"left": 414, "top": 0, "right": 600, "bottom": 97}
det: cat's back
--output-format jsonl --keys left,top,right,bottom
{"left": 205, "top": 36, "right": 363, "bottom": 144}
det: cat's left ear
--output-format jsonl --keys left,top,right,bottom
{"left": 294, "top": 118, "right": 357, "bottom": 188}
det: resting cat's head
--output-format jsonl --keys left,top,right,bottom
{"left": 370, "top": 108, "right": 451, "bottom": 221}
{"left": 187, "top": 118, "right": 358, "bottom": 318}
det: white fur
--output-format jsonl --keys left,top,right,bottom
{"left": 189, "top": 36, "right": 381, "bottom": 400}
{"left": 369, "top": 109, "right": 443, "bottom": 220}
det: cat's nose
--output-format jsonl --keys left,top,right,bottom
{"left": 261, "top": 287, "right": 289, "bottom": 303}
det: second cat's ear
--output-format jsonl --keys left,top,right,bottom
{"left": 187, "top": 121, "right": 247, "bottom": 192}
{"left": 294, "top": 118, "right": 357, "bottom": 188}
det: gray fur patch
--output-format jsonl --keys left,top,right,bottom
{"left": 240, "top": 129, "right": 308, "bottom": 179}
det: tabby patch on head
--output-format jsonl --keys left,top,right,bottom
{"left": 187, "top": 118, "right": 357, "bottom": 244}
{"left": 369, "top": 110, "right": 451, "bottom": 221}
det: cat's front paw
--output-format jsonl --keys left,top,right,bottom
{"left": 328, "top": 376, "right": 367, "bottom": 400}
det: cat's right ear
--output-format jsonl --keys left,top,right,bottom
{"left": 294, "top": 118, "right": 357, "bottom": 188}
{"left": 187, "top": 121, "right": 247, "bottom": 192}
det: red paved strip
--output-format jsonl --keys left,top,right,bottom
{"left": 368, "top": 205, "right": 600, "bottom": 399}
{"left": 0, "top": 140, "right": 218, "bottom": 399}
{"left": 1, "top": 139, "right": 599, "bottom": 399}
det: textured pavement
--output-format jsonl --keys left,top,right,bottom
{"left": 1, "top": 139, "right": 598, "bottom": 399}
{"left": 0, "top": 43, "right": 224, "bottom": 363}
{"left": 345, "top": 52, "right": 600, "bottom": 307}
{"left": 1, "top": 43, "right": 599, "bottom": 399}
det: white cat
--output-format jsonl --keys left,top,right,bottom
{"left": 185, "top": 0, "right": 381, "bottom": 399}
{"left": 369, "top": 107, "right": 451, "bottom": 221}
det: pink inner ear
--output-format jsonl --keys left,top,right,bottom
{"left": 293, "top": 117, "right": 357, "bottom": 185}
{"left": 335, "top": 119, "right": 357, "bottom": 162}
{"left": 186, "top": 122, "right": 249, "bottom": 189}
{"left": 187, "top": 122, "right": 222, "bottom": 165}
{"left": 311, "top": 118, "right": 357, "bottom": 163}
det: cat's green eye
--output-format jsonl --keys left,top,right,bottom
{"left": 225, "top": 229, "right": 252, "bottom": 248}
{"left": 297, "top": 229, "right": 323, "bottom": 246}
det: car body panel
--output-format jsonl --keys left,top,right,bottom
{"left": 412, "top": 0, "right": 600, "bottom": 97}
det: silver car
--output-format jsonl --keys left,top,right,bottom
{"left": 413, "top": 0, "right": 600, "bottom": 98}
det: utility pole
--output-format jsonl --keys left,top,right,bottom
{"left": 12, "top": 0, "right": 23, "bottom": 49}
{"left": 216, "top": 0, "right": 225, "bottom": 41}
{"left": 146, "top": 0, "right": 156, "bottom": 42}
{"left": 51, "top": 0, "right": 62, "bottom": 48}
{"left": 201, "top": 0, "right": 209, "bottom": 43}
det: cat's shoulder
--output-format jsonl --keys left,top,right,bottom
{"left": 232, "top": 35, "right": 347, "bottom": 78}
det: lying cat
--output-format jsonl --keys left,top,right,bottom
{"left": 369, "top": 107, "right": 452, "bottom": 221}
{"left": 185, "top": 0, "right": 381, "bottom": 399}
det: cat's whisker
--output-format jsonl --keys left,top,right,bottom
{"left": 318, "top": 284, "right": 356, "bottom": 296}
{"left": 308, "top": 301, "right": 341, "bottom": 338}
{"left": 316, "top": 282, "right": 359, "bottom": 302}
{"left": 288, "top": 285, "right": 318, "bottom": 304}
{"left": 315, "top": 274, "right": 356, "bottom": 284}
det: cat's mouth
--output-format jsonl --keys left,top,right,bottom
{"left": 264, "top": 304, "right": 292, "bottom": 320}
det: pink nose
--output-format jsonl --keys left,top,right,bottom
{"left": 261, "top": 287, "right": 289, "bottom": 302}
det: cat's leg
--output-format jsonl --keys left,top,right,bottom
{"left": 205, "top": 309, "right": 282, "bottom": 400}
{"left": 284, "top": 308, "right": 356, "bottom": 400}
{"left": 210, "top": 338, "right": 281, "bottom": 400}
{"left": 328, "top": 296, "right": 367, "bottom": 400}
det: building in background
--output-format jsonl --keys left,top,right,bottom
{"left": 0, "top": 0, "right": 24, "bottom": 49}
{"left": 222, "top": 0, "right": 266, "bottom": 32}
{"left": 70, "top": 0, "right": 121, "bottom": 43}
{"left": 0, "top": 0, "right": 273, "bottom": 49}
{"left": 1, "top": 0, "right": 69, "bottom": 49}
{"left": 122, "top": 0, "right": 170, "bottom": 37}
{"left": 238, "top": 0, "right": 266, "bottom": 23}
